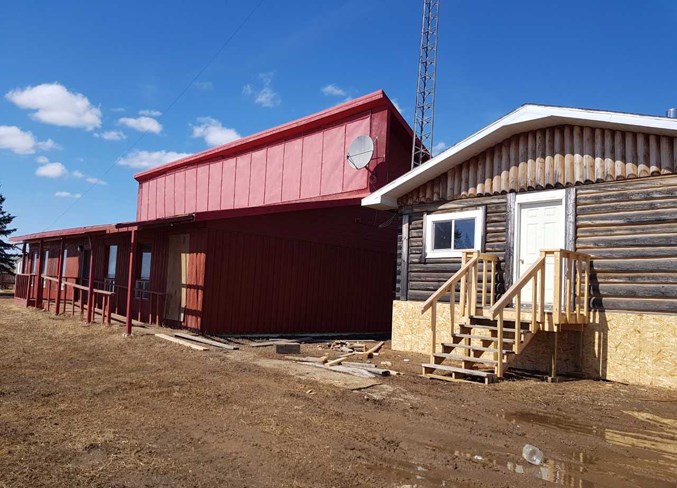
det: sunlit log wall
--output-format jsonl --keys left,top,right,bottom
{"left": 399, "top": 125, "right": 677, "bottom": 205}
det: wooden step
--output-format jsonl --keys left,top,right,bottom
{"left": 422, "top": 363, "right": 497, "bottom": 383}
{"left": 448, "top": 334, "right": 516, "bottom": 344}
{"left": 444, "top": 343, "right": 514, "bottom": 355}
{"left": 461, "top": 323, "right": 529, "bottom": 333}
{"left": 433, "top": 352, "right": 498, "bottom": 365}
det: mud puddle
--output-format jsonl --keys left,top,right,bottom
{"left": 495, "top": 409, "right": 677, "bottom": 487}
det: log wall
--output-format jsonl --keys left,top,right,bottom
{"left": 576, "top": 175, "right": 677, "bottom": 313}
{"left": 400, "top": 124, "right": 677, "bottom": 206}
{"left": 404, "top": 195, "right": 507, "bottom": 302}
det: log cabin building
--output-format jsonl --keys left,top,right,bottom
{"left": 12, "top": 91, "right": 413, "bottom": 336}
{"left": 363, "top": 104, "right": 677, "bottom": 388}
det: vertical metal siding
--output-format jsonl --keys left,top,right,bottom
{"left": 197, "top": 207, "right": 396, "bottom": 335}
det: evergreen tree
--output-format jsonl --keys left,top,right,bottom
{"left": 0, "top": 192, "right": 17, "bottom": 274}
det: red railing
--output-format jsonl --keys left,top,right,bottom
{"left": 14, "top": 273, "right": 36, "bottom": 303}
{"left": 16, "top": 273, "right": 164, "bottom": 327}
{"left": 42, "top": 275, "right": 114, "bottom": 325}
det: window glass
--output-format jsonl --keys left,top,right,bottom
{"left": 42, "top": 251, "right": 49, "bottom": 274}
{"left": 433, "top": 221, "right": 452, "bottom": 250}
{"left": 454, "top": 218, "right": 476, "bottom": 249}
{"left": 107, "top": 245, "right": 118, "bottom": 278}
{"left": 140, "top": 245, "right": 152, "bottom": 280}
{"left": 31, "top": 251, "right": 38, "bottom": 274}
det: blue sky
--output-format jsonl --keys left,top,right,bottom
{"left": 1, "top": 0, "right": 676, "bottom": 236}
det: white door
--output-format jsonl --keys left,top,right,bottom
{"left": 516, "top": 197, "right": 565, "bottom": 305}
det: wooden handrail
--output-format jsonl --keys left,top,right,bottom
{"left": 421, "top": 256, "right": 478, "bottom": 314}
{"left": 489, "top": 256, "right": 546, "bottom": 316}
{"left": 420, "top": 251, "right": 500, "bottom": 362}
{"left": 487, "top": 248, "right": 591, "bottom": 377}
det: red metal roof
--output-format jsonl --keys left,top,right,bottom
{"left": 11, "top": 224, "right": 119, "bottom": 243}
{"left": 133, "top": 90, "right": 411, "bottom": 182}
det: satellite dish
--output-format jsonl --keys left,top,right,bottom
{"left": 346, "top": 135, "right": 374, "bottom": 170}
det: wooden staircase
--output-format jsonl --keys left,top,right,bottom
{"left": 421, "top": 250, "right": 591, "bottom": 384}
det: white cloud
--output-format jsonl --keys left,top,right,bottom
{"left": 321, "top": 84, "right": 347, "bottom": 97}
{"left": 5, "top": 83, "right": 101, "bottom": 130}
{"left": 86, "top": 177, "right": 107, "bottom": 185}
{"left": 72, "top": 168, "right": 106, "bottom": 185}
{"left": 194, "top": 81, "right": 213, "bottom": 91}
{"left": 36, "top": 162, "right": 68, "bottom": 178}
{"left": 36, "top": 155, "right": 50, "bottom": 164}
{"left": 55, "top": 191, "right": 81, "bottom": 199}
{"left": 191, "top": 117, "right": 240, "bottom": 147}
{"left": 255, "top": 87, "right": 280, "bottom": 108}
{"left": 95, "top": 130, "right": 126, "bottom": 141}
{"left": 0, "top": 125, "right": 57, "bottom": 155}
{"left": 242, "top": 72, "right": 281, "bottom": 108}
{"left": 117, "top": 149, "right": 191, "bottom": 169}
{"left": 432, "top": 141, "right": 448, "bottom": 156}
{"left": 118, "top": 116, "right": 162, "bottom": 134}
{"left": 139, "top": 109, "right": 162, "bottom": 117}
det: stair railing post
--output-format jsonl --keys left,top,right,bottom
{"left": 496, "top": 314, "right": 504, "bottom": 378}
{"left": 449, "top": 284, "right": 455, "bottom": 340}
{"left": 538, "top": 261, "right": 546, "bottom": 325}
{"left": 531, "top": 263, "right": 538, "bottom": 333}
{"left": 553, "top": 251, "right": 562, "bottom": 325}
{"left": 430, "top": 302, "right": 437, "bottom": 363}
{"left": 470, "top": 252, "right": 478, "bottom": 317}
{"left": 583, "top": 256, "right": 590, "bottom": 323}
{"left": 489, "top": 258, "right": 495, "bottom": 307}
{"left": 459, "top": 252, "right": 467, "bottom": 318}
{"left": 514, "top": 293, "right": 521, "bottom": 354}
{"left": 565, "top": 253, "right": 573, "bottom": 324}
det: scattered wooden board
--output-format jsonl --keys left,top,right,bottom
{"left": 326, "top": 353, "right": 355, "bottom": 367}
{"left": 250, "top": 341, "right": 299, "bottom": 347}
{"left": 155, "top": 333, "right": 208, "bottom": 351}
{"left": 365, "top": 341, "right": 385, "bottom": 358}
{"left": 174, "top": 333, "right": 238, "bottom": 350}
{"left": 286, "top": 356, "right": 328, "bottom": 364}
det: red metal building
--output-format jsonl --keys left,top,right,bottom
{"left": 13, "top": 91, "right": 412, "bottom": 335}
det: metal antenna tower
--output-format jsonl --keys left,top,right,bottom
{"left": 411, "top": 0, "right": 440, "bottom": 168}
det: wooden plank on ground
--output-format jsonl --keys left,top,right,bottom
{"left": 155, "top": 333, "right": 208, "bottom": 351}
{"left": 174, "top": 333, "right": 239, "bottom": 350}
{"left": 250, "top": 340, "right": 299, "bottom": 347}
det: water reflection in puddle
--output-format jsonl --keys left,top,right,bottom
{"left": 454, "top": 449, "right": 598, "bottom": 487}
{"left": 492, "top": 409, "right": 677, "bottom": 486}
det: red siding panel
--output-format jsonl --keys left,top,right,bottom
{"left": 264, "top": 143, "right": 284, "bottom": 204}
{"left": 148, "top": 179, "right": 157, "bottom": 221}
{"left": 282, "top": 138, "right": 302, "bottom": 201}
{"left": 320, "top": 125, "right": 345, "bottom": 195}
{"left": 300, "top": 132, "right": 323, "bottom": 199}
{"left": 234, "top": 154, "right": 251, "bottom": 207}
{"left": 185, "top": 167, "right": 197, "bottom": 213}
{"left": 197, "top": 208, "right": 395, "bottom": 335}
{"left": 164, "top": 173, "right": 175, "bottom": 217}
{"left": 156, "top": 176, "right": 166, "bottom": 219}
{"left": 196, "top": 164, "right": 209, "bottom": 212}
{"left": 221, "top": 158, "right": 236, "bottom": 209}
{"left": 342, "top": 115, "right": 371, "bottom": 192}
{"left": 207, "top": 161, "right": 222, "bottom": 211}
{"left": 174, "top": 170, "right": 186, "bottom": 215}
{"left": 249, "top": 149, "right": 267, "bottom": 207}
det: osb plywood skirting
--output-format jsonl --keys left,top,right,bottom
{"left": 392, "top": 300, "right": 676, "bottom": 389}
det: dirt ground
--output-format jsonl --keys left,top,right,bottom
{"left": 0, "top": 296, "right": 675, "bottom": 488}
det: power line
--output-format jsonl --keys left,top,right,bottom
{"left": 49, "top": 0, "right": 265, "bottom": 229}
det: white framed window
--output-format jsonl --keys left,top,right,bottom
{"left": 424, "top": 209, "right": 484, "bottom": 258}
